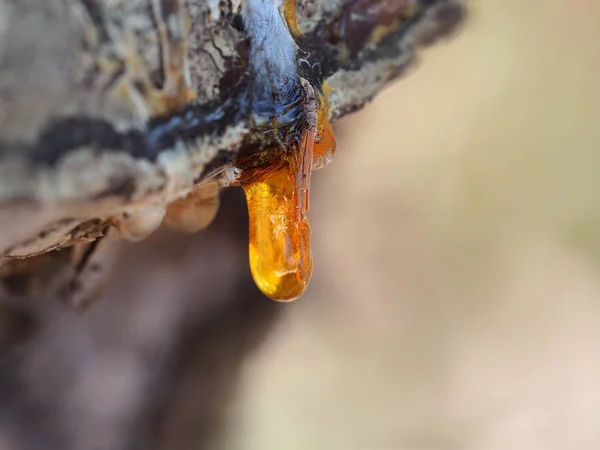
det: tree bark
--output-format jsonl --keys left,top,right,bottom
{"left": 0, "top": 0, "right": 466, "bottom": 260}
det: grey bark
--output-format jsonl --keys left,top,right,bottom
{"left": 0, "top": 0, "right": 466, "bottom": 260}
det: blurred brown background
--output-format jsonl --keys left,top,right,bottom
{"left": 2, "top": 0, "right": 600, "bottom": 449}
{"left": 220, "top": 1, "right": 600, "bottom": 449}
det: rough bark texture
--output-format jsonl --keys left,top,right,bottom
{"left": 0, "top": 0, "right": 465, "bottom": 260}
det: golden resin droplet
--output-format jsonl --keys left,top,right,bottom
{"left": 242, "top": 145, "right": 313, "bottom": 302}
{"left": 312, "top": 83, "right": 337, "bottom": 170}
{"left": 312, "top": 110, "right": 336, "bottom": 170}
{"left": 240, "top": 81, "right": 336, "bottom": 302}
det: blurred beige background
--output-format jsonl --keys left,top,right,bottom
{"left": 221, "top": 1, "right": 600, "bottom": 449}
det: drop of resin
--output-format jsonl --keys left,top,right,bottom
{"left": 240, "top": 85, "right": 336, "bottom": 302}
{"left": 242, "top": 143, "right": 313, "bottom": 301}
{"left": 312, "top": 83, "right": 337, "bottom": 170}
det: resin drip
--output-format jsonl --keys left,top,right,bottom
{"left": 312, "top": 83, "right": 337, "bottom": 170}
{"left": 241, "top": 104, "right": 336, "bottom": 302}
{"left": 242, "top": 141, "right": 312, "bottom": 302}
{"left": 240, "top": 0, "right": 337, "bottom": 301}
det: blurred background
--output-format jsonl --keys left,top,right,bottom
{"left": 2, "top": 0, "right": 600, "bottom": 449}
{"left": 223, "top": 1, "right": 600, "bottom": 449}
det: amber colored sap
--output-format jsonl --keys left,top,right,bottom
{"left": 312, "top": 99, "right": 337, "bottom": 169}
{"left": 281, "top": 0, "right": 302, "bottom": 36}
{"left": 241, "top": 90, "right": 336, "bottom": 302}
{"left": 242, "top": 152, "right": 313, "bottom": 302}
